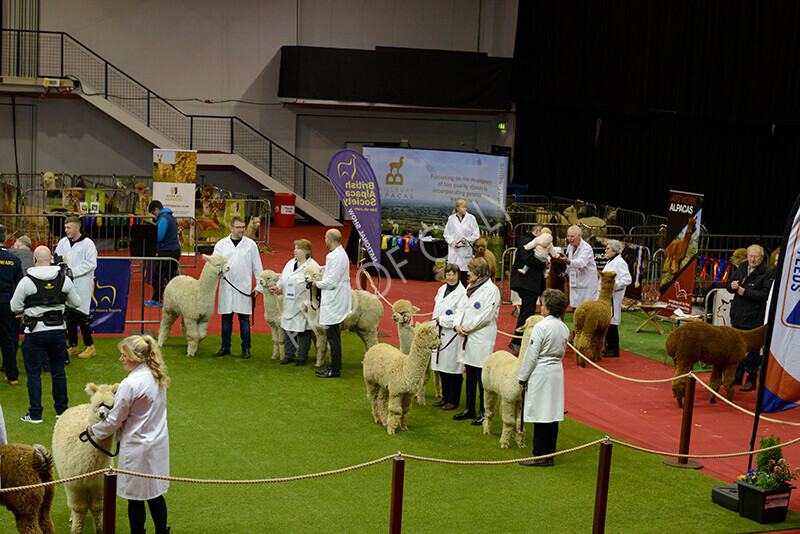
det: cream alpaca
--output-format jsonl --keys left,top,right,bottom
{"left": 481, "top": 315, "right": 544, "bottom": 449}
{"left": 390, "top": 299, "right": 442, "bottom": 405}
{"left": 573, "top": 271, "right": 616, "bottom": 366}
{"left": 257, "top": 269, "right": 285, "bottom": 359}
{"left": 52, "top": 383, "right": 119, "bottom": 534}
{"left": 303, "top": 264, "right": 384, "bottom": 367}
{"left": 158, "top": 253, "right": 230, "bottom": 357}
{"left": 363, "top": 321, "right": 441, "bottom": 434}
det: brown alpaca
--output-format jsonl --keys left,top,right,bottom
{"left": 244, "top": 216, "right": 261, "bottom": 240}
{"left": 473, "top": 237, "right": 497, "bottom": 280}
{"left": 363, "top": 322, "right": 440, "bottom": 434}
{"left": 481, "top": 314, "right": 545, "bottom": 449}
{"left": 197, "top": 207, "right": 220, "bottom": 231}
{"left": 545, "top": 255, "right": 570, "bottom": 304}
{"left": 573, "top": 271, "right": 616, "bottom": 366}
{"left": 391, "top": 299, "right": 442, "bottom": 404}
{"left": 666, "top": 322, "right": 767, "bottom": 408}
{"left": 664, "top": 217, "right": 697, "bottom": 275}
{"left": 0, "top": 443, "right": 55, "bottom": 534}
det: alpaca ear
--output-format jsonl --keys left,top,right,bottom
{"left": 202, "top": 254, "right": 210, "bottom": 262}
{"left": 413, "top": 306, "right": 420, "bottom": 313}
{"left": 85, "top": 382, "right": 98, "bottom": 395}
{"left": 111, "top": 383, "right": 120, "bottom": 393}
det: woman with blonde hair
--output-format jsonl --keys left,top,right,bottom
{"left": 89, "top": 335, "right": 170, "bottom": 534}
{"left": 443, "top": 198, "right": 480, "bottom": 286}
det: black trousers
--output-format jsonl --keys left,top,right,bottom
{"left": 605, "top": 324, "right": 619, "bottom": 350}
{"left": 66, "top": 314, "right": 93, "bottom": 347}
{"left": 128, "top": 495, "right": 168, "bottom": 534}
{"left": 284, "top": 329, "right": 311, "bottom": 362}
{"left": 533, "top": 421, "right": 559, "bottom": 458}
{"left": 325, "top": 323, "right": 342, "bottom": 370}
{"left": 439, "top": 371, "right": 463, "bottom": 406}
{"left": 0, "top": 302, "right": 20, "bottom": 381}
{"left": 152, "top": 249, "right": 181, "bottom": 301}
{"left": 514, "top": 289, "right": 540, "bottom": 340}
{"left": 464, "top": 364, "right": 484, "bottom": 415}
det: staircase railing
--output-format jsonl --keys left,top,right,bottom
{"left": 0, "top": 28, "right": 342, "bottom": 220}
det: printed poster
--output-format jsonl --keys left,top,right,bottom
{"left": 658, "top": 190, "right": 704, "bottom": 315}
{"left": 152, "top": 149, "right": 196, "bottom": 218}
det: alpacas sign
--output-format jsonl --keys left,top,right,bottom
{"left": 327, "top": 149, "right": 382, "bottom": 266}
{"left": 659, "top": 190, "right": 704, "bottom": 315}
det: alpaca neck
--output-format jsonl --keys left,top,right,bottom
{"left": 741, "top": 324, "right": 768, "bottom": 352}
{"left": 263, "top": 290, "right": 281, "bottom": 316}
{"left": 404, "top": 338, "right": 432, "bottom": 382}
{"left": 397, "top": 323, "right": 415, "bottom": 354}
{"left": 598, "top": 281, "right": 614, "bottom": 302}
{"left": 201, "top": 264, "right": 222, "bottom": 290}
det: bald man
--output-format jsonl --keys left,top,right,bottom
{"left": 313, "top": 229, "right": 352, "bottom": 378}
{"left": 11, "top": 246, "right": 81, "bottom": 423}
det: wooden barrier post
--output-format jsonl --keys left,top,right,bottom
{"left": 663, "top": 376, "right": 703, "bottom": 469}
{"left": 103, "top": 471, "right": 117, "bottom": 534}
{"left": 390, "top": 456, "right": 405, "bottom": 534}
{"left": 592, "top": 440, "right": 613, "bottom": 534}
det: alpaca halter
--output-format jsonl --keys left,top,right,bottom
{"left": 79, "top": 429, "right": 119, "bottom": 457}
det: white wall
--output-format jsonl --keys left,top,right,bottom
{"left": 2, "top": 0, "right": 518, "bottom": 191}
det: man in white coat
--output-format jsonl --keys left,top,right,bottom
{"left": 562, "top": 225, "right": 599, "bottom": 310}
{"left": 213, "top": 216, "right": 263, "bottom": 359}
{"left": 55, "top": 216, "right": 97, "bottom": 360}
{"left": 313, "top": 229, "right": 352, "bottom": 378}
{"left": 443, "top": 199, "right": 480, "bottom": 287}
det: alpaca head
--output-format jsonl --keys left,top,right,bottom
{"left": 730, "top": 248, "right": 748, "bottom": 267}
{"left": 202, "top": 253, "right": 230, "bottom": 278}
{"left": 246, "top": 216, "right": 260, "bottom": 231}
{"left": 474, "top": 237, "right": 489, "bottom": 256}
{"left": 42, "top": 171, "right": 57, "bottom": 190}
{"left": 258, "top": 269, "right": 280, "bottom": 291}
{"left": 549, "top": 255, "right": 569, "bottom": 273}
{"left": 84, "top": 382, "right": 120, "bottom": 422}
{"left": 686, "top": 217, "right": 697, "bottom": 233}
{"left": 303, "top": 263, "right": 323, "bottom": 284}
{"left": 599, "top": 270, "right": 617, "bottom": 291}
{"left": 412, "top": 321, "right": 440, "bottom": 351}
{"left": 135, "top": 182, "right": 149, "bottom": 195}
{"left": 391, "top": 299, "right": 419, "bottom": 326}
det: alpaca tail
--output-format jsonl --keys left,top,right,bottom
{"left": 32, "top": 444, "right": 55, "bottom": 482}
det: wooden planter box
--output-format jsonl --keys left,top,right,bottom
{"left": 735, "top": 480, "right": 795, "bottom": 523}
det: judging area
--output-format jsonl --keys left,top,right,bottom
{"left": 1, "top": 220, "right": 799, "bottom": 533}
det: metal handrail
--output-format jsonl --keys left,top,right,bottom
{"left": 1, "top": 28, "right": 342, "bottom": 221}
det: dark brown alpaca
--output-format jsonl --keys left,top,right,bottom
{"left": 666, "top": 322, "right": 767, "bottom": 407}
{"left": 0, "top": 443, "right": 55, "bottom": 533}
{"left": 664, "top": 217, "right": 697, "bottom": 275}
{"left": 546, "top": 255, "right": 570, "bottom": 304}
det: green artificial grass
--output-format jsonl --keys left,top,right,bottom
{"left": 1, "top": 332, "right": 797, "bottom": 533}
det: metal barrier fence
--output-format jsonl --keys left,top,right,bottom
{"left": 499, "top": 247, "right": 516, "bottom": 305}
{"left": 1, "top": 28, "right": 342, "bottom": 221}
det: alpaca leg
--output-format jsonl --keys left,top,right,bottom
{"left": 499, "top": 400, "right": 517, "bottom": 449}
{"left": 13, "top": 512, "right": 41, "bottom": 534}
{"left": 366, "top": 381, "right": 383, "bottom": 424}
{"left": 89, "top": 484, "right": 104, "bottom": 534}
{"left": 514, "top": 401, "right": 526, "bottom": 449}
{"left": 38, "top": 495, "right": 55, "bottom": 534}
{"left": 482, "top": 390, "right": 497, "bottom": 436}
{"left": 158, "top": 311, "right": 178, "bottom": 347}
{"left": 184, "top": 320, "right": 200, "bottom": 357}
{"left": 672, "top": 361, "right": 693, "bottom": 408}
{"left": 400, "top": 394, "right": 413, "bottom": 431}
{"left": 415, "top": 366, "right": 430, "bottom": 406}
{"left": 386, "top": 394, "right": 403, "bottom": 435}
{"left": 709, "top": 364, "right": 723, "bottom": 404}
{"left": 377, "top": 387, "right": 389, "bottom": 425}
{"left": 315, "top": 331, "right": 328, "bottom": 367}
{"left": 434, "top": 370, "right": 442, "bottom": 398}
{"left": 721, "top": 361, "right": 739, "bottom": 402}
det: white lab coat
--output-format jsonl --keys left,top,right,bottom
{"left": 55, "top": 236, "right": 97, "bottom": 314}
{"left": 566, "top": 239, "right": 599, "bottom": 309}
{"left": 443, "top": 212, "right": 480, "bottom": 271}
{"left": 455, "top": 280, "right": 500, "bottom": 368}
{"left": 91, "top": 364, "right": 169, "bottom": 500}
{"left": 518, "top": 315, "right": 570, "bottom": 423}
{"left": 0, "top": 401, "right": 6, "bottom": 446}
{"left": 431, "top": 282, "right": 467, "bottom": 374}
{"left": 276, "top": 257, "right": 319, "bottom": 332}
{"left": 315, "top": 246, "right": 352, "bottom": 325}
{"left": 601, "top": 254, "right": 632, "bottom": 326}
{"left": 213, "top": 236, "right": 263, "bottom": 315}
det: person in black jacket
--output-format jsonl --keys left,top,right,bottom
{"left": 0, "top": 225, "right": 23, "bottom": 385}
{"left": 508, "top": 225, "right": 547, "bottom": 353}
{"left": 726, "top": 244, "right": 774, "bottom": 391}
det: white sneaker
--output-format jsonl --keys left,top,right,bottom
{"left": 21, "top": 414, "right": 43, "bottom": 424}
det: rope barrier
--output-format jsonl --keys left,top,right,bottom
{"left": 0, "top": 468, "right": 108, "bottom": 494}
{"left": 691, "top": 373, "right": 800, "bottom": 427}
{"left": 569, "top": 342, "right": 692, "bottom": 383}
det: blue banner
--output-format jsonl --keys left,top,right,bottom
{"left": 90, "top": 259, "right": 131, "bottom": 334}
{"left": 327, "top": 149, "right": 382, "bottom": 265}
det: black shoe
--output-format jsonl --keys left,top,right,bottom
{"left": 294, "top": 360, "right": 307, "bottom": 366}
{"left": 471, "top": 412, "right": 485, "bottom": 425}
{"left": 507, "top": 342, "right": 521, "bottom": 354}
{"left": 432, "top": 400, "right": 446, "bottom": 407}
{"left": 733, "top": 378, "right": 743, "bottom": 386}
{"left": 453, "top": 409, "right": 475, "bottom": 421}
{"left": 315, "top": 367, "right": 340, "bottom": 378}
{"left": 519, "top": 458, "right": 554, "bottom": 467}
{"left": 280, "top": 359, "right": 295, "bottom": 365}
{"left": 603, "top": 349, "right": 620, "bottom": 358}
{"left": 214, "top": 348, "right": 231, "bottom": 358}
{"left": 242, "top": 349, "right": 251, "bottom": 359}
{"left": 741, "top": 382, "right": 756, "bottom": 392}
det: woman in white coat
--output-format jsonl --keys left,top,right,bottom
{"left": 453, "top": 257, "right": 500, "bottom": 425}
{"left": 89, "top": 335, "right": 170, "bottom": 534}
{"left": 275, "top": 239, "right": 318, "bottom": 365}
{"left": 517, "top": 289, "right": 570, "bottom": 467}
{"left": 443, "top": 198, "right": 480, "bottom": 287}
{"left": 601, "top": 240, "right": 632, "bottom": 358}
{"left": 431, "top": 264, "right": 467, "bottom": 411}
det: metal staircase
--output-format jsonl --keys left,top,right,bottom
{"left": 0, "top": 29, "right": 341, "bottom": 225}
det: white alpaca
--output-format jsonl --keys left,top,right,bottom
{"left": 303, "top": 264, "right": 384, "bottom": 367}
{"left": 390, "top": 299, "right": 442, "bottom": 405}
{"left": 257, "top": 269, "right": 285, "bottom": 359}
{"left": 52, "top": 383, "right": 119, "bottom": 534}
{"left": 481, "top": 315, "right": 544, "bottom": 449}
{"left": 363, "top": 321, "right": 441, "bottom": 434}
{"left": 158, "top": 253, "right": 230, "bottom": 357}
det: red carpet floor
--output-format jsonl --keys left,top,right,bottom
{"left": 124, "top": 221, "right": 800, "bottom": 518}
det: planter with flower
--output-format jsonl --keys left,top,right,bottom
{"left": 736, "top": 435, "right": 799, "bottom": 523}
